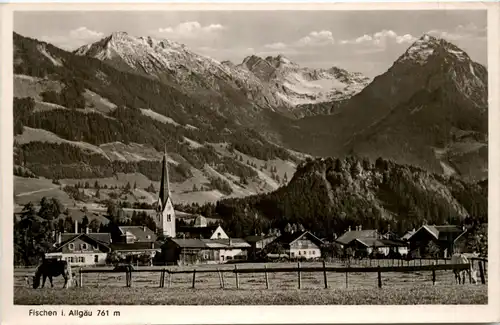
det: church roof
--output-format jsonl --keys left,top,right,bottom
{"left": 158, "top": 149, "right": 172, "bottom": 211}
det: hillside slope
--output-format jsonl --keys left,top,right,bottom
{"left": 13, "top": 33, "right": 304, "bottom": 205}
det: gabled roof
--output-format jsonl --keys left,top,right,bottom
{"left": 177, "top": 225, "right": 219, "bottom": 238}
{"left": 336, "top": 230, "right": 378, "bottom": 245}
{"left": 60, "top": 232, "right": 112, "bottom": 245}
{"left": 245, "top": 235, "right": 277, "bottom": 243}
{"left": 202, "top": 238, "right": 251, "bottom": 248}
{"left": 164, "top": 238, "right": 251, "bottom": 249}
{"left": 271, "top": 231, "right": 324, "bottom": 247}
{"left": 52, "top": 233, "right": 112, "bottom": 253}
{"left": 118, "top": 226, "right": 157, "bottom": 242}
{"left": 409, "top": 225, "right": 465, "bottom": 241}
{"left": 353, "top": 238, "right": 408, "bottom": 248}
{"left": 110, "top": 242, "right": 162, "bottom": 251}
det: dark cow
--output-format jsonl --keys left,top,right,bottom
{"left": 33, "top": 258, "right": 73, "bottom": 289}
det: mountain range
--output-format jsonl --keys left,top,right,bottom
{"left": 12, "top": 31, "right": 488, "bottom": 207}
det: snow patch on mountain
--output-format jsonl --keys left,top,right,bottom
{"left": 37, "top": 44, "right": 63, "bottom": 66}
{"left": 140, "top": 108, "right": 180, "bottom": 126}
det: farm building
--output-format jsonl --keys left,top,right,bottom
{"left": 160, "top": 238, "right": 251, "bottom": 265}
{"left": 344, "top": 238, "right": 408, "bottom": 257}
{"left": 109, "top": 225, "right": 162, "bottom": 258}
{"left": 46, "top": 228, "right": 112, "bottom": 266}
{"left": 267, "top": 231, "right": 324, "bottom": 260}
{"left": 401, "top": 228, "right": 416, "bottom": 241}
{"left": 245, "top": 234, "right": 277, "bottom": 260}
{"left": 335, "top": 226, "right": 380, "bottom": 248}
{"left": 407, "top": 225, "right": 466, "bottom": 258}
{"left": 177, "top": 216, "right": 229, "bottom": 239}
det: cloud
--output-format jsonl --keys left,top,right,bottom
{"left": 340, "top": 29, "right": 417, "bottom": 47}
{"left": 157, "top": 21, "right": 225, "bottom": 39}
{"left": 264, "top": 42, "right": 287, "bottom": 50}
{"left": 262, "top": 29, "right": 334, "bottom": 51}
{"left": 427, "top": 22, "right": 486, "bottom": 41}
{"left": 296, "top": 30, "right": 335, "bottom": 46}
{"left": 41, "top": 27, "right": 104, "bottom": 50}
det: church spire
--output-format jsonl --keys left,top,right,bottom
{"left": 159, "top": 145, "right": 170, "bottom": 210}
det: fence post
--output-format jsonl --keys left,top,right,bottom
{"left": 478, "top": 261, "right": 486, "bottom": 284}
{"left": 217, "top": 268, "right": 224, "bottom": 289}
{"left": 159, "top": 269, "right": 164, "bottom": 288}
{"left": 345, "top": 271, "right": 348, "bottom": 288}
{"left": 432, "top": 263, "right": 436, "bottom": 285}
{"left": 377, "top": 266, "right": 382, "bottom": 288}
{"left": 168, "top": 272, "right": 172, "bottom": 288}
{"left": 323, "top": 261, "right": 328, "bottom": 289}
{"left": 235, "top": 265, "right": 240, "bottom": 289}
{"left": 297, "top": 262, "right": 302, "bottom": 289}
{"left": 483, "top": 260, "right": 487, "bottom": 277}
{"left": 468, "top": 263, "right": 473, "bottom": 284}
{"left": 79, "top": 268, "right": 83, "bottom": 288}
{"left": 265, "top": 265, "right": 269, "bottom": 289}
{"left": 192, "top": 269, "right": 196, "bottom": 289}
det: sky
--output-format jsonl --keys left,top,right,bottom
{"left": 14, "top": 10, "right": 487, "bottom": 77}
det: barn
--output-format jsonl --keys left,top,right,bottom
{"left": 407, "top": 225, "right": 466, "bottom": 258}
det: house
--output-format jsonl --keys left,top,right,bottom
{"left": 267, "top": 231, "right": 324, "bottom": 260}
{"left": 177, "top": 216, "right": 229, "bottom": 239}
{"left": 401, "top": 229, "right": 416, "bottom": 241}
{"left": 46, "top": 230, "right": 112, "bottom": 266}
{"left": 160, "top": 238, "right": 251, "bottom": 265}
{"left": 109, "top": 225, "right": 162, "bottom": 258}
{"left": 345, "top": 238, "right": 408, "bottom": 257}
{"left": 335, "top": 226, "right": 380, "bottom": 247}
{"left": 407, "top": 225, "right": 467, "bottom": 258}
{"left": 244, "top": 235, "right": 277, "bottom": 260}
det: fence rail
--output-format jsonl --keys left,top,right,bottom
{"left": 76, "top": 261, "right": 485, "bottom": 289}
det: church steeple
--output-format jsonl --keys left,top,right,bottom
{"left": 157, "top": 145, "right": 176, "bottom": 238}
{"left": 158, "top": 145, "right": 171, "bottom": 211}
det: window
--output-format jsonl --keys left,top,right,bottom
{"left": 80, "top": 257, "right": 85, "bottom": 263}
{"left": 167, "top": 214, "right": 171, "bottom": 222}
{"left": 94, "top": 255, "right": 99, "bottom": 263}
{"left": 93, "top": 245, "right": 98, "bottom": 250}
{"left": 217, "top": 232, "right": 221, "bottom": 239}
{"left": 303, "top": 251, "right": 307, "bottom": 255}
{"left": 68, "top": 243, "right": 74, "bottom": 251}
{"left": 312, "top": 251, "right": 315, "bottom": 255}
{"left": 298, "top": 251, "right": 301, "bottom": 255}
{"left": 291, "top": 252, "right": 295, "bottom": 257}
{"left": 81, "top": 243, "right": 88, "bottom": 250}
{"left": 146, "top": 235, "right": 151, "bottom": 239}
{"left": 227, "top": 256, "right": 233, "bottom": 260}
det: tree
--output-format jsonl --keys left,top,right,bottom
{"left": 81, "top": 215, "right": 90, "bottom": 231}
{"left": 88, "top": 219, "right": 101, "bottom": 233}
{"left": 38, "top": 197, "right": 62, "bottom": 222}
{"left": 284, "top": 223, "right": 292, "bottom": 234}
{"left": 425, "top": 241, "right": 441, "bottom": 258}
{"left": 94, "top": 180, "right": 100, "bottom": 188}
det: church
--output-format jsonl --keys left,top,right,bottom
{"left": 155, "top": 149, "right": 176, "bottom": 238}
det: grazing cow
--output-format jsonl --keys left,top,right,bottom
{"left": 451, "top": 253, "right": 477, "bottom": 285}
{"left": 33, "top": 258, "right": 73, "bottom": 289}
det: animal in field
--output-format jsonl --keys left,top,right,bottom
{"left": 451, "top": 253, "right": 478, "bottom": 285}
{"left": 32, "top": 258, "right": 73, "bottom": 289}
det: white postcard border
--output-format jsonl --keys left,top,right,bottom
{"left": 1, "top": 2, "right": 499, "bottom": 325}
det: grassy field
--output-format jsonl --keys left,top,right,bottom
{"left": 14, "top": 286, "right": 487, "bottom": 305}
{"left": 14, "top": 260, "right": 488, "bottom": 305}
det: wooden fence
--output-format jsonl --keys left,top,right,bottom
{"left": 77, "top": 261, "right": 485, "bottom": 289}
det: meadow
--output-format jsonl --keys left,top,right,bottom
{"left": 14, "top": 260, "right": 488, "bottom": 305}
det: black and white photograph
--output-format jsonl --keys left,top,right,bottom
{"left": 1, "top": 2, "right": 499, "bottom": 324}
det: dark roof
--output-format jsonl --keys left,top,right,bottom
{"left": 177, "top": 225, "right": 219, "bottom": 239}
{"left": 336, "top": 230, "right": 379, "bottom": 245}
{"left": 60, "top": 232, "right": 112, "bottom": 245}
{"left": 110, "top": 242, "right": 162, "bottom": 251}
{"left": 52, "top": 233, "right": 112, "bottom": 252}
{"left": 352, "top": 238, "right": 408, "bottom": 248}
{"left": 166, "top": 238, "right": 208, "bottom": 249}
{"left": 245, "top": 235, "right": 277, "bottom": 243}
{"left": 271, "top": 231, "right": 324, "bottom": 247}
{"left": 410, "top": 225, "right": 465, "bottom": 241}
{"left": 164, "top": 238, "right": 251, "bottom": 249}
{"left": 118, "top": 226, "right": 157, "bottom": 242}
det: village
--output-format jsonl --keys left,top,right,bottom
{"left": 40, "top": 152, "right": 479, "bottom": 269}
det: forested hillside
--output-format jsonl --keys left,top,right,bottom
{"left": 199, "top": 157, "right": 487, "bottom": 239}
